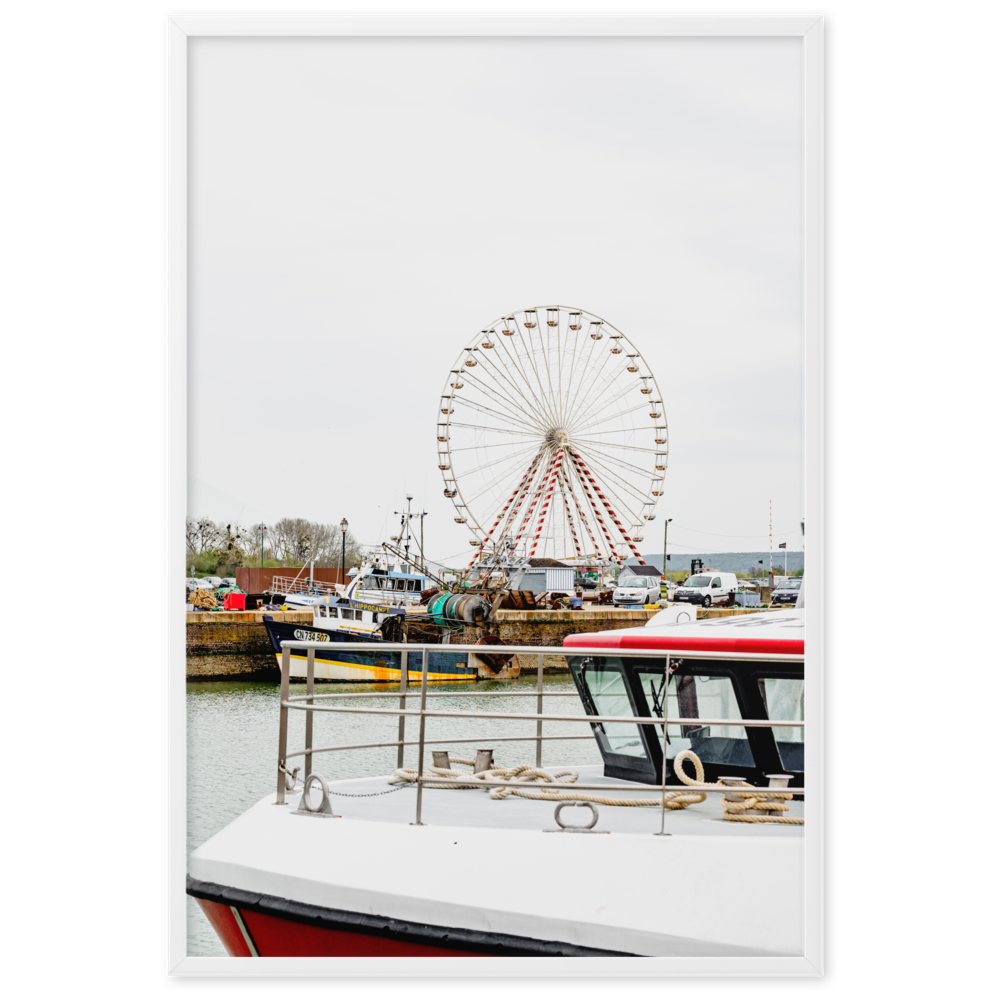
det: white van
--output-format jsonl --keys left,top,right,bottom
{"left": 673, "top": 571, "right": 738, "bottom": 607}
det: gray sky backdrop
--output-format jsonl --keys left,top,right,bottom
{"left": 188, "top": 36, "right": 804, "bottom": 565}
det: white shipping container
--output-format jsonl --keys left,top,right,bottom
{"left": 545, "top": 568, "right": 574, "bottom": 592}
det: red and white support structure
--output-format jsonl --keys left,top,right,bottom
{"left": 568, "top": 449, "right": 647, "bottom": 565}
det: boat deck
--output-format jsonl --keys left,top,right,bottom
{"left": 313, "top": 764, "right": 804, "bottom": 836}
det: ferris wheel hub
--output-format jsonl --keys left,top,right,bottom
{"left": 545, "top": 427, "right": 570, "bottom": 449}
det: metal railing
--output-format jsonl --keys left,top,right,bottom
{"left": 274, "top": 640, "right": 805, "bottom": 830}
{"left": 267, "top": 575, "right": 340, "bottom": 597}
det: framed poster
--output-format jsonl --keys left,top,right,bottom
{"left": 168, "top": 14, "right": 823, "bottom": 976}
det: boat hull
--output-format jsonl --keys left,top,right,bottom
{"left": 262, "top": 617, "right": 479, "bottom": 682}
{"left": 189, "top": 877, "right": 628, "bottom": 957}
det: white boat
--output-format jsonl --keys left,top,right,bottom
{"left": 188, "top": 610, "right": 807, "bottom": 958}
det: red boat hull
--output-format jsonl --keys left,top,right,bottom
{"left": 196, "top": 898, "right": 487, "bottom": 957}
{"left": 189, "top": 877, "right": 628, "bottom": 957}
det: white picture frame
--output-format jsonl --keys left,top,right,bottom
{"left": 168, "top": 13, "right": 824, "bottom": 977}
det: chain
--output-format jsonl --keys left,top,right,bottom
{"left": 324, "top": 783, "right": 410, "bottom": 798}
{"left": 280, "top": 761, "right": 412, "bottom": 799}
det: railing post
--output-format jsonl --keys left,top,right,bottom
{"left": 412, "top": 646, "right": 430, "bottom": 825}
{"left": 535, "top": 651, "right": 544, "bottom": 767}
{"left": 276, "top": 643, "right": 291, "bottom": 804}
{"left": 396, "top": 647, "right": 408, "bottom": 770}
{"left": 656, "top": 655, "right": 671, "bottom": 836}
{"left": 305, "top": 647, "right": 315, "bottom": 780}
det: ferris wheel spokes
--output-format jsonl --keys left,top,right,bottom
{"left": 558, "top": 467, "right": 597, "bottom": 560}
{"left": 491, "top": 458, "right": 545, "bottom": 551}
{"left": 454, "top": 345, "right": 558, "bottom": 428}
{"left": 568, "top": 451, "right": 648, "bottom": 536}
{"left": 563, "top": 453, "right": 628, "bottom": 564}
{"left": 527, "top": 447, "right": 567, "bottom": 559}
{"left": 510, "top": 451, "right": 559, "bottom": 550}
{"left": 446, "top": 421, "right": 534, "bottom": 437}
{"left": 568, "top": 380, "right": 654, "bottom": 439}
{"left": 453, "top": 441, "right": 544, "bottom": 485}
{"left": 579, "top": 449, "right": 655, "bottom": 506}
{"left": 450, "top": 394, "right": 545, "bottom": 436}
{"left": 560, "top": 320, "right": 604, "bottom": 421}
{"left": 563, "top": 366, "right": 619, "bottom": 435}
{"left": 492, "top": 335, "right": 562, "bottom": 428}
{"left": 522, "top": 320, "right": 572, "bottom": 423}
{"left": 570, "top": 448, "right": 647, "bottom": 544}
{"left": 562, "top": 341, "right": 623, "bottom": 429}
{"left": 572, "top": 439, "right": 657, "bottom": 479}
{"left": 567, "top": 449, "right": 647, "bottom": 565}
{"left": 456, "top": 356, "right": 549, "bottom": 427}
{"left": 557, "top": 481, "right": 584, "bottom": 560}
{"left": 465, "top": 447, "right": 546, "bottom": 567}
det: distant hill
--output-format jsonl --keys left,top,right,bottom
{"left": 625, "top": 551, "right": 805, "bottom": 576}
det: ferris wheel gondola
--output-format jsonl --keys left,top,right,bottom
{"left": 436, "top": 305, "right": 667, "bottom": 570}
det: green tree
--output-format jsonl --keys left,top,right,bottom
{"left": 191, "top": 551, "right": 219, "bottom": 575}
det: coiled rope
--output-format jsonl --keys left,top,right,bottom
{"left": 714, "top": 778, "right": 803, "bottom": 824}
{"left": 389, "top": 751, "right": 802, "bottom": 823}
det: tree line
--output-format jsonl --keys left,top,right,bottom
{"left": 186, "top": 517, "right": 364, "bottom": 575}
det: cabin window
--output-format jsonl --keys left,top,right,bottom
{"left": 759, "top": 677, "right": 804, "bottom": 771}
{"left": 636, "top": 669, "right": 751, "bottom": 768}
{"left": 407, "top": 580, "right": 418, "bottom": 591}
{"left": 583, "top": 664, "right": 646, "bottom": 758}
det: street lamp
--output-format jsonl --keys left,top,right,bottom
{"left": 662, "top": 518, "right": 673, "bottom": 594}
{"left": 339, "top": 518, "right": 348, "bottom": 584}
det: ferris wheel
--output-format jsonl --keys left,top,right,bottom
{"left": 436, "top": 305, "right": 667, "bottom": 569}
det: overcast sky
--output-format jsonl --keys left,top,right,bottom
{"left": 188, "top": 36, "right": 804, "bottom": 564}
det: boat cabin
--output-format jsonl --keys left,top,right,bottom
{"left": 349, "top": 567, "right": 431, "bottom": 606}
{"left": 563, "top": 611, "right": 805, "bottom": 788}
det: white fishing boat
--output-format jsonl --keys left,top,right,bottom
{"left": 189, "top": 609, "right": 808, "bottom": 959}
{"left": 263, "top": 553, "right": 499, "bottom": 683}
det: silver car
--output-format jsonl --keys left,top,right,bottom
{"left": 612, "top": 570, "right": 662, "bottom": 606}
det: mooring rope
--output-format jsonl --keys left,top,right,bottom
{"left": 389, "top": 750, "right": 802, "bottom": 823}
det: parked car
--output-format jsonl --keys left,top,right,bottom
{"left": 185, "top": 577, "right": 204, "bottom": 590}
{"left": 612, "top": 566, "right": 663, "bottom": 606}
{"left": 770, "top": 579, "right": 802, "bottom": 606}
{"left": 220, "top": 577, "right": 237, "bottom": 587}
{"left": 673, "top": 571, "right": 739, "bottom": 607}
{"left": 573, "top": 576, "right": 598, "bottom": 591}
{"left": 197, "top": 578, "right": 219, "bottom": 589}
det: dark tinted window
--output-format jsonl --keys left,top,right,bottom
{"left": 637, "top": 669, "right": 752, "bottom": 768}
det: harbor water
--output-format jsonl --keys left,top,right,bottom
{"left": 186, "top": 675, "right": 603, "bottom": 956}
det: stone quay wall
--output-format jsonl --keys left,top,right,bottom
{"left": 186, "top": 611, "right": 310, "bottom": 680}
{"left": 185, "top": 606, "right": 781, "bottom": 679}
